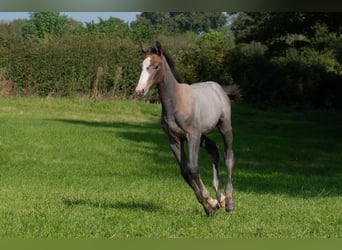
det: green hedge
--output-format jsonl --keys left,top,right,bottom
{"left": 0, "top": 34, "right": 142, "bottom": 98}
{"left": 0, "top": 25, "right": 341, "bottom": 108}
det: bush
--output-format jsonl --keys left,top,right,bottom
{"left": 194, "top": 30, "right": 234, "bottom": 85}
{"left": 271, "top": 47, "right": 342, "bottom": 107}
{"left": 226, "top": 42, "right": 272, "bottom": 104}
{"left": 0, "top": 34, "right": 142, "bottom": 98}
{"left": 227, "top": 42, "right": 342, "bottom": 108}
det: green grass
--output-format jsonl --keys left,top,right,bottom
{"left": 0, "top": 98, "right": 341, "bottom": 238}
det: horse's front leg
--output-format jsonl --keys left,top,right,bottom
{"left": 169, "top": 140, "right": 200, "bottom": 195}
{"left": 163, "top": 125, "right": 202, "bottom": 206}
{"left": 188, "top": 132, "right": 220, "bottom": 216}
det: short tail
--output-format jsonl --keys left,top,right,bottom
{"left": 223, "top": 84, "right": 242, "bottom": 101}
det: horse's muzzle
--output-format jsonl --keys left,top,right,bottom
{"left": 135, "top": 88, "right": 145, "bottom": 97}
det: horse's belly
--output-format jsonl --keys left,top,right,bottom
{"left": 191, "top": 84, "right": 224, "bottom": 132}
{"left": 199, "top": 110, "right": 221, "bottom": 132}
{"left": 196, "top": 98, "right": 221, "bottom": 132}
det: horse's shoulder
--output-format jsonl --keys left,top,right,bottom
{"left": 175, "top": 83, "right": 192, "bottom": 101}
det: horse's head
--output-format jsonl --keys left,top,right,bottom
{"left": 135, "top": 41, "right": 165, "bottom": 98}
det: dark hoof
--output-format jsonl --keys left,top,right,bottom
{"left": 225, "top": 203, "right": 234, "bottom": 212}
{"left": 225, "top": 197, "right": 234, "bottom": 212}
{"left": 203, "top": 202, "right": 220, "bottom": 217}
{"left": 206, "top": 207, "right": 219, "bottom": 217}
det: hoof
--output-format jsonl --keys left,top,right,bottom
{"left": 225, "top": 197, "right": 234, "bottom": 212}
{"left": 205, "top": 206, "right": 220, "bottom": 216}
{"left": 203, "top": 200, "right": 220, "bottom": 216}
{"left": 225, "top": 205, "right": 234, "bottom": 213}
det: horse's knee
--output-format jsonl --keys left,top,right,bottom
{"left": 187, "top": 163, "right": 200, "bottom": 177}
{"left": 180, "top": 166, "right": 190, "bottom": 180}
{"left": 224, "top": 150, "right": 234, "bottom": 170}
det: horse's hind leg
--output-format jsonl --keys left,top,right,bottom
{"left": 200, "top": 135, "right": 225, "bottom": 207}
{"left": 218, "top": 120, "right": 235, "bottom": 212}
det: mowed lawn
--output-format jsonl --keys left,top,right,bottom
{"left": 0, "top": 98, "right": 341, "bottom": 238}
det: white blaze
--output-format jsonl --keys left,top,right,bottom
{"left": 136, "top": 57, "right": 151, "bottom": 92}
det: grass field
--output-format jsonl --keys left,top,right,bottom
{"left": 0, "top": 98, "right": 341, "bottom": 238}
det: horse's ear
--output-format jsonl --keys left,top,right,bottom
{"left": 139, "top": 40, "right": 148, "bottom": 54}
{"left": 155, "top": 41, "right": 163, "bottom": 56}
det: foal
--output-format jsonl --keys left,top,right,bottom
{"left": 136, "top": 42, "right": 238, "bottom": 216}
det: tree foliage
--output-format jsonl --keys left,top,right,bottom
{"left": 229, "top": 12, "right": 342, "bottom": 108}
{"left": 132, "top": 12, "right": 228, "bottom": 34}
{"left": 22, "top": 12, "right": 69, "bottom": 40}
{"left": 85, "top": 17, "right": 130, "bottom": 38}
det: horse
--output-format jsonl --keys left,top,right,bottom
{"left": 135, "top": 41, "right": 239, "bottom": 216}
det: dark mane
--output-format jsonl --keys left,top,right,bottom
{"left": 163, "top": 52, "right": 182, "bottom": 82}
{"left": 147, "top": 45, "right": 183, "bottom": 83}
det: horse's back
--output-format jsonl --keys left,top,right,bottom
{"left": 191, "top": 81, "right": 230, "bottom": 108}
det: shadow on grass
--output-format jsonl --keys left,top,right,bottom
{"left": 62, "top": 198, "right": 162, "bottom": 213}
{"left": 53, "top": 117, "right": 342, "bottom": 198}
{"left": 52, "top": 118, "right": 177, "bottom": 177}
{"left": 54, "top": 118, "right": 165, "bottom": 143}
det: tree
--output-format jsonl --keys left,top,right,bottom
{"left": 132, "top": 12, "right": 228, "bottom": 34}
{"left": 85, "top": 17, "right": 130, "bottom": 38}
{"left": 130, "top": 17, "right": 162, "bottom": 41}
{"left": 195, "top": 30, "right": 233, "bottom": 84}
{"left": 231, "top": 12, "right": 342, "bottom": 53}
{"left": 229, "top": 12, "right": 342, "bottom": 107}
{"left": 22, "top": 12, "right": 68, "bottom": 40}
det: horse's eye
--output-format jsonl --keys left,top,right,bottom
{"left": 153, "top": 63, "right": 159, "bottom": 70}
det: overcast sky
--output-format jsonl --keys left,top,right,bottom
{"left": 0, "top": 12, "right": 140, "bottom": 23}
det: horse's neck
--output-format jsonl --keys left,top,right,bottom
{"left": 157, "top": 59, "right": 179, "bottom": 122}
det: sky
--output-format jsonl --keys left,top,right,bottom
{"left": 0, "top": 12, "right": 140, "bottom": 23}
